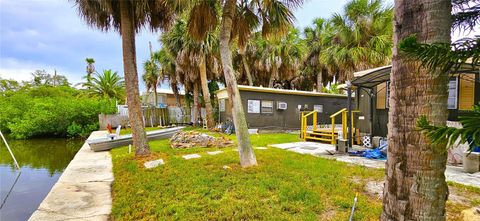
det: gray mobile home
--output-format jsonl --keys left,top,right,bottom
{"left": 216, "top": 86, "right": 348, "bottom": 131}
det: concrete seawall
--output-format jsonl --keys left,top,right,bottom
{"left": 29, "top": 131, "right": 113, "bottom": 221}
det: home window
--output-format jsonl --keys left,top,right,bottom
{"left": 448, "top": 77, "right": 458, "bottom": 109}
{"left": 247, "top": 100, "right": 260, "bottom": 113}
{"left": 261, "top": 100, "right": 273, "bottom": 113}
{"left": 376, "top": 82, "right": 387, "bottom": 109}
{"left": 459, "top": 76, "right": 475, "bottom": 110}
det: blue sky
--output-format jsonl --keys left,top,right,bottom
{"left": 0, "top": 0, "right": 399, "bottom": 91}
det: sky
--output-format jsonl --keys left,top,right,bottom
{"left": 4, "top": 0, "right": 476, "bottom": 92}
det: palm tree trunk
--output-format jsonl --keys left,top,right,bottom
{"left": 199, "top": 54, "right": 216, "bottom": 129}
{"left": 242, "top": 54, "right": 253, "bottom": 86}
{"left": 381, "top": 1, "right": 451, "bottom": 220}
{"left": 119, "top": 0, "right": 149, "bottom": 156}
{"left": 219, "top": 0, "right": 257, "bottom": 167}
{"left": 268, "top": 67, "right": 277, "bottom": 88}
{"left": 316, "top": 70, "right": 323, "bottom": 92}
{"left": 192, "top": 82, "right": 200, "bottom": 126}
{"left": 153, "top": 83, "right": 158, "bottom": 107}
{"left": 171, "top": 82, "right": 181, "bottom": 107}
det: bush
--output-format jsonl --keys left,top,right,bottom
{"left": 0, "top": 85, "right": 116, "bottom": 139}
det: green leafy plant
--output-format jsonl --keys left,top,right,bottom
{"left": 417, "top": 104, "right": 480, "bottom": 150}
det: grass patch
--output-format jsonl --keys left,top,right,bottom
{"left": 111, "top": 128, "right": 478, "bottom": 220}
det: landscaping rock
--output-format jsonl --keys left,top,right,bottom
{"left": 144, "top": 159, "right": 164, "bottom": 169}
{"left": 207, "top": 151, "right": 223, "bottom": 155}
{"left": 182, "top": 154, "right": 201, "bottom": 160}
{"left": 170, "top": 131, "right": 233, "bottom": 149}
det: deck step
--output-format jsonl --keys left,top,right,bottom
{"left": 307, "top": 132, "right": 335, "bottom": 137}
{"left": 313, "top": 130, "right": 339, "bottom": 134}
{"left": 305, "top": 136, "right": 332, "bottom": 142}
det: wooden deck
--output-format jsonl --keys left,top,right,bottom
{"left": 88, "top": 127, "right": 183, "bottom": 152}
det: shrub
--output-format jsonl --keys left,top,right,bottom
{"left": 0, "top": 85, "right": 116, "bottom": 139}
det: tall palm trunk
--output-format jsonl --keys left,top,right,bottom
{"left": 219, "top": 0, "right": 257, "bottom": 167}
{"left": 199, "top": 54, "right": 215, "bottom": 129}
{"left": 171, "top": 82, "right": 181, "bottom": 107}
{"left": 119, "top": 0, "right": 150, "bottom": 156}
{"left": 192, "top": 82, "right": 200, "bottom": 126}
{"left": 241, "top": 54, "right": 253, "bottom": 86}
{"left": 381, "top": 1, "right": 451, "bottom": 220}
{"left": 153, "top": 82, "right": 158, "bottom": 107}
{"left": 268, "top": 67, "right": 277, "bottom": 88}
{"left": 316, "top": 70, "right": 323, "bottom": 92}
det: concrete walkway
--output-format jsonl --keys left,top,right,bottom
{"left": 270, "top": 142, "right": 480, "bottom": 188}
{"left": 29, "top": 131, "right": 113, "bottom": 221}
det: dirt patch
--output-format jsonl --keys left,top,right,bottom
{"left": 364, "top": 180, "right": 384, "bottom": 200}
{"left": 318, "top": 209, "right": 336, "bottom": 220}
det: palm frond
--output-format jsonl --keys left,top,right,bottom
{"left": 399, "top": 34, "right": 480, "bottom": 73}
{"left": 452, "top": 0, "right": 480, "bottom": 31}
{"left": 418, "top": 104, "right": 480, "bottom": 150}
{"left": 187, "top": 0, "right": 218, "bottom": 42}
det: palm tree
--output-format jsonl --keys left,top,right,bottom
{"left": 142, "top": 59, "right": 160, "bottom": 106}
{"left": 154, "top": 49, "right": 183, "bottom": 109}
{"left": 303, "top": 18, "right": 331, "bottom": 92}
{"left": 320, "top": 0, "right": 393, "bottom": 81}
{"left": 161, "top": 19, "right": 219, "bottom": 128}
{"left": 85, "top": 57, "right": 95, "bottom": 83}
{"left": 83, "top": 69, "right": 125, "bottom": 101}
{"left": 73, "top": 0, "right": 176, "bottom": 156}
{"left": 381, "top": 0, "right": 451, "bottom": 219}
{"left": 187, "top": 0, "right": 303, "bottom": 167}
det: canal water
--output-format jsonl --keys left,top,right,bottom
{"left": 0, "top": 137, "right": 83, "bottom": 221}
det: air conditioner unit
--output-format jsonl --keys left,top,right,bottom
{"left": 277, "top": 102, "right": 287, "bottom": 110}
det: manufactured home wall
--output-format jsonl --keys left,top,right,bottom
{"left": 448, "top": 73, "right": 480, "bottom": 120}
{"left": 219, "top": 91, "right": 348, "bottom": 130}
{"left": 355, "top": 73, "right": 479, "bottom": 138}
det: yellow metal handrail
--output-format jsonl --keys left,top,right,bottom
{"left": 300, "top": 110, "right": 317, "bottom": 139}
{"left": 301, "top": 108, "right": 359, "bottom": 145}
{"left": 330, "top": 108, "right": 347, "bottom": 118}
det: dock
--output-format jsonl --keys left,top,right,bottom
{"left": 88, "top": 127, "right": 183, "bottom": 152}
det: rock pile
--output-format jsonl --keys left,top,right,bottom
{"left": 170, "top": 131, "right": 233, "bottom": 149}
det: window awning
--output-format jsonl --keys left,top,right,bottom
{"left": 351, "top": 63, "right": 479, "bottom": 88}
{"left": 351, "top": 65, "right": 392, "bottom": 88}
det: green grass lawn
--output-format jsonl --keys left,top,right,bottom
{"left": 110, "top": 128, "right": 480, "bottom": 220}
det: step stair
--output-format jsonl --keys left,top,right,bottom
{"left": 305, "top": 129, "right": 339, "bottom": 143}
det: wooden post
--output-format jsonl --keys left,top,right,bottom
{"left": 313, "top": 111, "right": 317, "bottom": 131}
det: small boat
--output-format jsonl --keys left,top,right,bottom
{"left": 88, "top": 127, "right": 183, "bottom": 152}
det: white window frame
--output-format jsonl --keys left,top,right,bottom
{"left": 261, "top": 100, "right": 274, "bottom": 114}
{"left": 448, "top": 77, "right": 458, "bottom": 110}
{"left": 247, "top": 100, "right": 260, "bottom": 113}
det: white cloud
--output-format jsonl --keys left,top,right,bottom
{"left": 0, "top": 57, "right": 83, "bottom": 84}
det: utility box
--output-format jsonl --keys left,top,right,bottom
{"left": 372, "top": 136, "right": 382, "bottom": 148}
{"left": 463, "top": 152, "right": 480, "bottom": 173}
{"left": 336, "top": 139, "right": 348, "bottom": 154}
